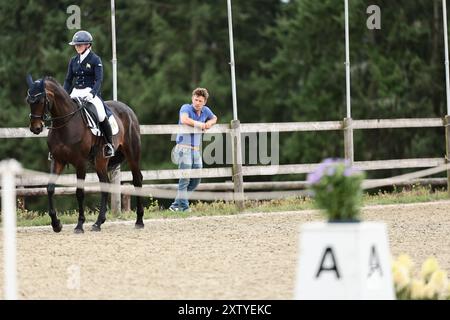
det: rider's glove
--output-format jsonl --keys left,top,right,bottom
{"left": 85, "top": 93, "right": 94, "bottom": 101}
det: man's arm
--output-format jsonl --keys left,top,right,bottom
{"left": 204, "top": 116, "right": 217, "bottom": 129}
{"left": 180, "top": 113, "right": 207, "bottom": 129}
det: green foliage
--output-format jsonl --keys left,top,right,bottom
{"left": 307, "top": 158, "right": 365, "bottom": 220}
{"left": 10, "top": 186, "right": 448, "bottom": 227}
{"left": 0, "top": 1, "right": 448, "bottom": 211}
{"left": 365, "top": 184, "right": 447, "bottom": 205}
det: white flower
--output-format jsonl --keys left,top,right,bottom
{"left": 392, "top": 263, "right": 410, "bottom": 291}
{"left": 410, "top": 279, "right": 426, "bottom": 300}
{"left": 396, "top": 254, "right": 414, "bottom": 273}
{"left": 446, "top": 283, "right": 450, "bottom": 299}
{"left": 428, "top": 270, "right": 449, "bottom": 299}
{"left": 392, "top": 255, "right": 450, "bottom": 300}
{"left": 423, "top": 283, "right": 437, "bottom": 300}
{"left": 420, "top": 257, "right": 440, "bottom": 282}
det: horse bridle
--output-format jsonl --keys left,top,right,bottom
{"left": 27, "top": 89, "right": 51, "bottom": 122}
{"left": 27, "top": 89, "right": 83, "bottom": 129}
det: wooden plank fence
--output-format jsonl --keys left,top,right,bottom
{"left": 1, "top": 118, "right": 444, "bottom": 138}
{"left": 2, "top": 116, "right": 450, "bottom": 211}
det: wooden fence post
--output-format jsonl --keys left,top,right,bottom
{"left": 17, "top": 196, "right": 25, "bottom": 211}
{"left": 230, "top": 120, "right": 244, "bottom": 211}
{"left": 109, "top": 165, "right": 121, "bottom": 214}
{"left": 121, "top": 184, "right": 131, "bottom": 212}
{"left": 344, "top": 117, "right": 354, "bottom": 164}
{"left": 445, "top": 115, "right": 450, "bottom": 196}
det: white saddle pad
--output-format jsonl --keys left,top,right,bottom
{"left": 84, "top": 110, "right": 119, "bottom": 137}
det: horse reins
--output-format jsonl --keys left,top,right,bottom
{"left": 28, "top": 90, "right": 83, "bottom": 130}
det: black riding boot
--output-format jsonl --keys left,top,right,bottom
{"left": 99, "top": 119, "right": 115, "bottom": 158}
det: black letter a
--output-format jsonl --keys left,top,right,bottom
{"left": 368, "top": 245, "right": 383, "bottom": 277}
{"left": 316, "top": 247, "right": 340, "bottom": 279}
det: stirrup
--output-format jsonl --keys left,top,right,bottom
{"left": 103, "top": 143, "right": 115, "bottom": 158}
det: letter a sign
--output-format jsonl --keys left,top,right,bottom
{"left": 316, "top": 247, "right": 340, "bottom": 279}
{"left": 367, "top": 5, "right": 381, "bottom": 30}
{"left": 295, "top": 222, "right": 395, "bottom": 299}
{"left": 368, "top": 245, "right": 383, "bottom": 277}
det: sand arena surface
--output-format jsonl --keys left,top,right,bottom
{"left": 1, "top": 200, "right": 449, "bottom": 299}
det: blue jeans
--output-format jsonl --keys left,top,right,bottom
{"left": 171, "top": 145, "right": 202, "bottom": 210}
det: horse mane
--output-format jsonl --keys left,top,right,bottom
{"left": 44, "top": 76, "right": 71, "bottom": 101}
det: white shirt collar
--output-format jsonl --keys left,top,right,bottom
{"left": 79, "top": 48, "right": 91, "bottom": 63}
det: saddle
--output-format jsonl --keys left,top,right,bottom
{"left": 72, "top": 97, "right": 119, "bottom": 137}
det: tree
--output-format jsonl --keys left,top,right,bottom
{"left": 254, "top": 0, "right": 446, "bottom": 172}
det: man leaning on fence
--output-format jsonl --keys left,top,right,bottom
{"left": 169, "top": 88, "right": 218, "bottom": 212}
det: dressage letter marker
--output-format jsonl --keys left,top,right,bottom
{"left": 315, "top": 247, "right": 340, "bottom": 279}
{"left": 295, "top": 222, "right": 395, "bottom": 300}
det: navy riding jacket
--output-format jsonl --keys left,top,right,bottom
{"left": 63, "top": 51, "right": 103, "bottom": 97}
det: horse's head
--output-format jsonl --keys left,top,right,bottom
{"left": 26, "top": 74, "right": 50, "bottom": 134}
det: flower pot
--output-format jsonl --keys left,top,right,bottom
{"left": 294, "top": 221, "right": 395, "bottom": 300}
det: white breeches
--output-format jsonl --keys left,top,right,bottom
{"left": 70, "top": 87, "right": 106, "bottom": 122}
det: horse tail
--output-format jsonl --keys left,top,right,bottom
{"left": 126, "top": 112, "right": 142, "bottom": 158}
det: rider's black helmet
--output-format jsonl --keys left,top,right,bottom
{"left": 69, "top": 30, "right": 93, "bottom": 45}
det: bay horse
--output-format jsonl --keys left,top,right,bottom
{"left": 26, "top": 75, "right": 144, "bottom": 233}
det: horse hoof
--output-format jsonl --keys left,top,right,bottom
{"left": 74, "top": 228, "right": 84, "bottom": 234}
{"left": 135, "top": 223, "right": 144, "bottom": 229}
{"left": 91, "top": 224, "right": 101, "bottom": 232}
{"left": 52, "top": 222, "right": 63, "bottom": 233}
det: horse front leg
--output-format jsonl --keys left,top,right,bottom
{"left": 92, "top": 159, "right": 109, "bottom": 232}
{"left": 132, "top": 168, "right": 144, "bottom": 229}
{"left": 74, "top": 165, "right": 87, "bottom": 234}
{"left": 48, "top": 159, "right": 65, "bottom": 233}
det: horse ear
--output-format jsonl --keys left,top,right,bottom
{"left": 40, "top": 76, "right": 46, "bottom": 89}
{"left": 26, "top": 74, "right": 34, "bottom": 88}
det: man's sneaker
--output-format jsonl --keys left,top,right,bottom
{"left": 169, "top": 205, "right": 190, "bottom": 212}
{"left": 104, "top": 143, "right": 115, "bottom": 158}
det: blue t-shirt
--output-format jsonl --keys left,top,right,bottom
{"left": 176, "top": 104, "right": 216, "bottom": 147}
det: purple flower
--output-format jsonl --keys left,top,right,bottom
{"left": 307, "top": 158, "right": 365, "bottom": 220}
{"left": 323, "top": 158, "right": 340, "bottom": 165}
{"left": 344, "top": 167, "right": 360, "bottom": 177}
{"left": 307, "top": 170, "right": 323, "bottom": 184}
{"left": 307, "top": 158, "right": 343, "bottom": 184}
{"left": 326, "top": 166, "right": 336, "bottom": 176}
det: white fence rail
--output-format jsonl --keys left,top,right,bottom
{"left": 13, "top": 158, "right": 446, "bottom": 187}
{"left": 1, "top": 118, "right": 445, "bottom": 138}
{"left": 2, "top": 117, "right": 449, "bottom": 208}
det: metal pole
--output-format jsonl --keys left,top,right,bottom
{"left": 344, "top": 117, "right": 354, "bottom": 163}
{"left": 227, "top": 0, "right": 238, "bottom": 121}
{"left": 1, "top": 159, "right": 22, "bottom": 300}
{"left": 344, "top": 0, "right": 354, "bottom": 163}
{"left": 231, "top": 120, "right": 244, "bottom": 211}
{"left": 443, "top": 1, "right": 450, "bottom": 196}
{"left": 227, "top": 0, "right": 244, "bottom": 210}
{"left": 443, "top": 0, "right": 450, "bottom": 115}
{"left": 445, "top": 116, "right": 450, "bottom": 196}
{"left": 111, "top": 0, "right": 118, "bottom": 101}
{"left": 345, "top": 0, "right": 351, "bottom": 118}
{"left": 110, "top": 0, "right": 121, "bottom": 212}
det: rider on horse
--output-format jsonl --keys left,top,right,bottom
{"left": 63, "top": 30, "right": 114, "bottom": 158}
